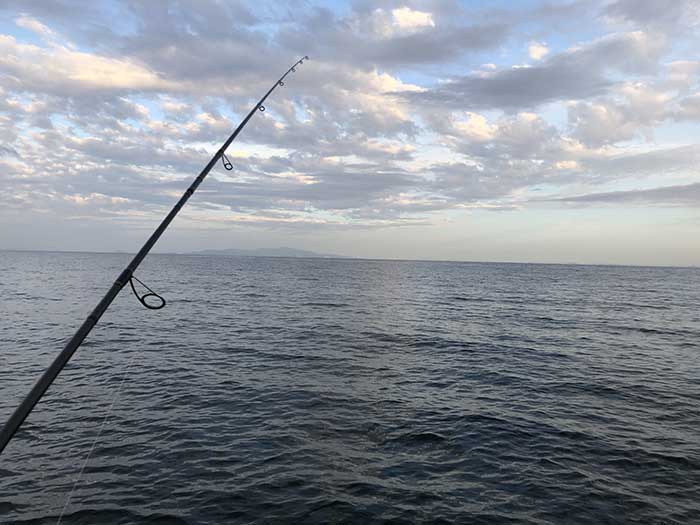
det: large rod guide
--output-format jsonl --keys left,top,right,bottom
{"left": 0, "top": 56, "right": 309, "bottom": 455}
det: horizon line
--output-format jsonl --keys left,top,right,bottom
{"left": 1, "top": 248, "right": 697, "bottom": 270}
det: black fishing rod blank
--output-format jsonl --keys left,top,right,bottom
{"left": 0, "top": 56, "right": 309, "bottom": 455}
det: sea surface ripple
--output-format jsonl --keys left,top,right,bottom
{"left": 0, "top": 251, "right": 699, "bottom": 524}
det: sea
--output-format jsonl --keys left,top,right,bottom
{"left": 0, "top": 250, "right": 698, "bottom": 524}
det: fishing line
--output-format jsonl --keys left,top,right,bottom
{"left": 56, "top": 349, "right": 138, "bottom": 525}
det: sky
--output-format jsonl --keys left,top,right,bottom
{"left": 1, "top": 0, "right": 699, "bottom": 266}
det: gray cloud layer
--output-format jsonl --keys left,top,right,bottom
{"left": 552, "top": 182, "right": 700, "bottom": 206}
{"left": 408, "top": 30, "right": 664, "bottom": 110}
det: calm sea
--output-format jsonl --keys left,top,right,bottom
{"left": 1, "top": 251, "right": 699, "bottom": 524}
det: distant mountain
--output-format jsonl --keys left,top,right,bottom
{"left": 189, "top": 247, "right": 348, "bottom": 259}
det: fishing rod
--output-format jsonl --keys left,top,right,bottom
{"left": 0, "top": 56, "right": 309, "bottom": 455}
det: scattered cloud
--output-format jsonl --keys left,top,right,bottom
{"left": 390, "top": 7, "right": 435, "bottom": 32}
{"left": 528, "top": 41, "right": 549, "bottom": 60}
{"left": 0, "top": 0, "right": 698, "bottom": 263}
{"left": 14, "top": 14, "right": 56, "bottom": 39}
{"left": 0, "top": 34, "right": 173, "bottom": 94}
{"left": 276, "top": 6, "right": 508, "bottom": 68}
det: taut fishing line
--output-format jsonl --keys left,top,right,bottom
{"left": 56, "top": 350, "right": 137, "bottom": 524}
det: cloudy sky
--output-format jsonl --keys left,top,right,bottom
{"left": 1, "top": 0, "right": 699, "bottom": 266}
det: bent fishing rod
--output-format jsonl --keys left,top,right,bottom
{"left": 0, "top": 56, "right": 309, "bottom": 455}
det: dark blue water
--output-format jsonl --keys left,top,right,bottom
{"left": 1, "top": 251, "right": 699, "bottom": 524}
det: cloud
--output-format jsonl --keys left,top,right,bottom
{"left": 390, "top": 7, "right": 435, "bottom": 32}
{"left": 451, "top": 112, "right": 497, "bottom": 142}
{"left": 676, "top": 95, "right": 700, "bottom": 121}
{"left": 528, "top": 41, "right": 549, "bottom": 60}
{"left": 408, "top": 31, "right": 665, "bottom": 110}
{"left": 0, "top": 34, "right": 173, "bottom": 94}
{"left": 1, "top": 0, "right": 699, "bottom": 247}
{"left": 358, "top": 6, "right": 437, "bottom": 39}
{"left": 567, "top": 82, "right": 671, "bottom": 146}
{"left": 276, "top": 6, "right": 508, "bottom": 68}
{"left": 603, "top": 0, "right": 700, "bottom": 35}
{"left": 550, "top": 182, "right": 700, "bottom": 206}
{"left": 429, "top": 109, "right": 593, "bottom": 170}
{"left": 0, "top": 144, "right": 18, "bottom": 157}
{"left": 665, "top": 60, "right": 700, "bottom": 89}
{"left": 583, "top": 144, "right": 700, "bottom": 179}
{"left": 14, "top": 14, "right": 56, "bottom": 39}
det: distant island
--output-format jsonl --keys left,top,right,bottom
{"left": 189, "top": 247, "right": 348, "bottom": 259}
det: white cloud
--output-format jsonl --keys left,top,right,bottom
{"left": 366, "top": 6, "right": 436, "bottom": 38}
{"left": 453, "top": 112, "right": 497, "bottom": 142}
{"left": 15, "top": 14, "right": 56, "bottom": 40}
{"left": 0, "top": 35, "right": 173, "bottom": 92}
{"left": 528, "top": 41, "right": 549, "bottom": 60}
{"left": 391, "top": 7, "right": 435, "bottom": 31}
{"left": 554, "top": 160, "right": 581, "bottom": 170}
